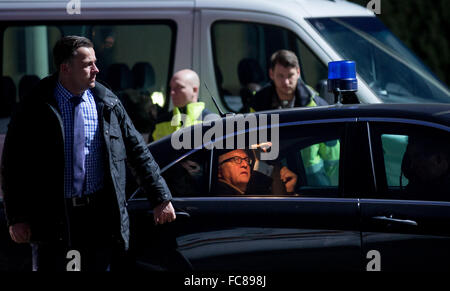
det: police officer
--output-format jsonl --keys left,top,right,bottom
{"left": 151, "top": 69, "right": 211, "bottom": 141}
{"left": 250, "top": 50, "right": 339, "bottom": 186}
{"left": 250, "top": 49, "right": 328, "bottom": 111}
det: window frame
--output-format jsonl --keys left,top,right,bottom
{"left": 210, "top": 19, "right": 328, "bottom": 113}
{"left": 207, "top": 119, "right": 349, "bottom": 198}
{"left": 131, "top": 118, "right": 353, "bottom": 200}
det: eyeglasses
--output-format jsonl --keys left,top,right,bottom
{"left": 219, "top": 156, "right": 252, "bottom": 166}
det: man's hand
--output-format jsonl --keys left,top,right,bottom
{"left": 153, "top": 201, "right": 176, "bottom": 225}
{"left": 9, "top": 223, "right": 31, "bottom": 244}
{"left": 280, "top": 166, "right": 298, "bottom": 193}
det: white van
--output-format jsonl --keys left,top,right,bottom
{"left": 0, "top": 0, "right": 448, "bottom": 171}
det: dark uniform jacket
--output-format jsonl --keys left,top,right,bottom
{"left": 150, "top": 102, "right": 212, "bottom": 142}
{"left": 250, "top": 80, "right": 328, "bottom": 111}
{"left": 1, "top": 74, "right": 172, "bottom": 249}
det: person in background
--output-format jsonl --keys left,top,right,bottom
{"left": 250, "top": 50, "right": 339, "bottom": 186}
{"left": 250, "top": 49, "right": 328, "bottom": 111}
{"left": 151, "top": 69, "right": 211, "bottom": 142}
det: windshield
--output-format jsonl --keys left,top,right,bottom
{"left": 308, "top": 17, "right": 450, "bottom": 103}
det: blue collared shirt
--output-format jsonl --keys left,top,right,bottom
{"left": 55, "top": 82, "right": 104, "bottom": 198}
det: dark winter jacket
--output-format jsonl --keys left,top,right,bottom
{"left": 250, "top": 80, "right": 328, "bottom": 111}
{"left": 1, "top": 74, "right": 172, "bottom": 249}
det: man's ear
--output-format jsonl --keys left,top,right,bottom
{"left": 60, "top": 62, "right": 70, "bottom": 74}
{"left": 193, "top": 86, "right": 199, "bottom": 101}
{"left": 269, "top": 68, "right": 274, "bottom": 81}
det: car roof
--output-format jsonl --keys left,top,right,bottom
{"left": 251, "top": 103, "right": 450, "bottom": 126}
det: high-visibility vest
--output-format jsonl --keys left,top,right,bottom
{"left": 301, "top": 140, "right": 340, "bottom": 186}
{"left": 152, "top": 102, "right": 207, "bottom": 141}
{"left": 250, "top": 83, "right": 339, "bottom": 185}
{"left": 301, "top": 98, "right": 340, "bottom": 186}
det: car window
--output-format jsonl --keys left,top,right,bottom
{"left": 211, "top": 122, "right": 343, "bottom": 197}
{"left": 381, "top": 134, "right": 409, "bottom": 187}
{"left": 299, "top": 139, "right": 340, "bottom": 187}
{"left": 161, "top": 149, "right": 212, "bottom": 197}
{"left": 130, "top": 149, "right": 212, "bottom": 200}
{"left": 211, "top": 21, "right": 328, "bottom": 112}
{"left": 131, "top": 122, "right": 344, "bottom": 199}
{"left": 371, "top": 123, "right": 450, "bottom": 202}
{"left": 277, "top": 137, "right": 341, "bottom": 197}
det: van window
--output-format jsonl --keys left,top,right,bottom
{"left": 1, "top": 22, "right": 175, "bottom": 136}
{"left": 0, "top": 22, "right": 176, "bottom": 198}
{"left": 211, "top": 21, "right": 328, "bottom": 113}
{"left": 308, "top": 17, "right": 450, "bottom": 104}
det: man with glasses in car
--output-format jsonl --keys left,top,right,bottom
{"left": 216, "top": 149, "right": 297, "bottom": 195}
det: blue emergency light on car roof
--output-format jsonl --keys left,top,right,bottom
{"left": 327, "top": 60, "right": 358, "bottom": 93}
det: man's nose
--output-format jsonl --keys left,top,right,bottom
{"left": 241, "top": 160, "right": 250, "bottom": 167}
{"left": 93, "top": 63, "right": 100, "bottom": 74}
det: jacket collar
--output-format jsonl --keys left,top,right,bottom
{"left": 269, "top": 79, "right": 312, "bottom": 108}
{"left": 90, "top": 79, "right": 120, "bottom": 109}
{"left": 33, "top": 74, "right": 120, "bottom": 109}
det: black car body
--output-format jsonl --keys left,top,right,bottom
{"left": 127, "top": 103, "right": 450, "bottom": 272}
{"left": 1, "top": 103, "right": 450, "bottom": 271}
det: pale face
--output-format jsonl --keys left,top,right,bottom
{"left": 218, "top": 149, "right": 251, "bottom": 192}
{"left": 61, "top": 47, "right": 99, "bottom": 95}
{"left": 269, "top": 63, "right": 300, "bottom": 101}
{"left": 170, "top": 74, "right": 198, "bottom": 108}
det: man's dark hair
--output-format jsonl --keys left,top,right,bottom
{"left": 270, "top": 49, "right": 299, "bottom": 70}
{"left": 53, "top": 35, "right": 93, "bottom": 72}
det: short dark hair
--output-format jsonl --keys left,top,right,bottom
{"left": 53, "top": 35, "right": 93, "bottom": 71}
{"left": 270, "top": 50, "right": 299, "bottom": 70}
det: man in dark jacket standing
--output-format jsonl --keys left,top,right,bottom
{"left": 1, "top": 36, "right": 176, "bottom": 271}
{"left": 250, "top": 49, "right": 328, "bottom": 111}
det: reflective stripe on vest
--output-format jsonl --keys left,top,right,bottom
{"left": 303, "top": 96, "right": 340, "bottom": 185}
{"left": 152, "top": 102, "right": 206, "bottom": 141}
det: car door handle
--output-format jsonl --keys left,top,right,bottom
{"left": 146, "top": 210, "right": 191, "bottom": 219}
{"left": 372, "top": 216, "right": 418, "bottom": 226}
{"left": 174, "top": 211, "right": 191, "bottom": 219}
